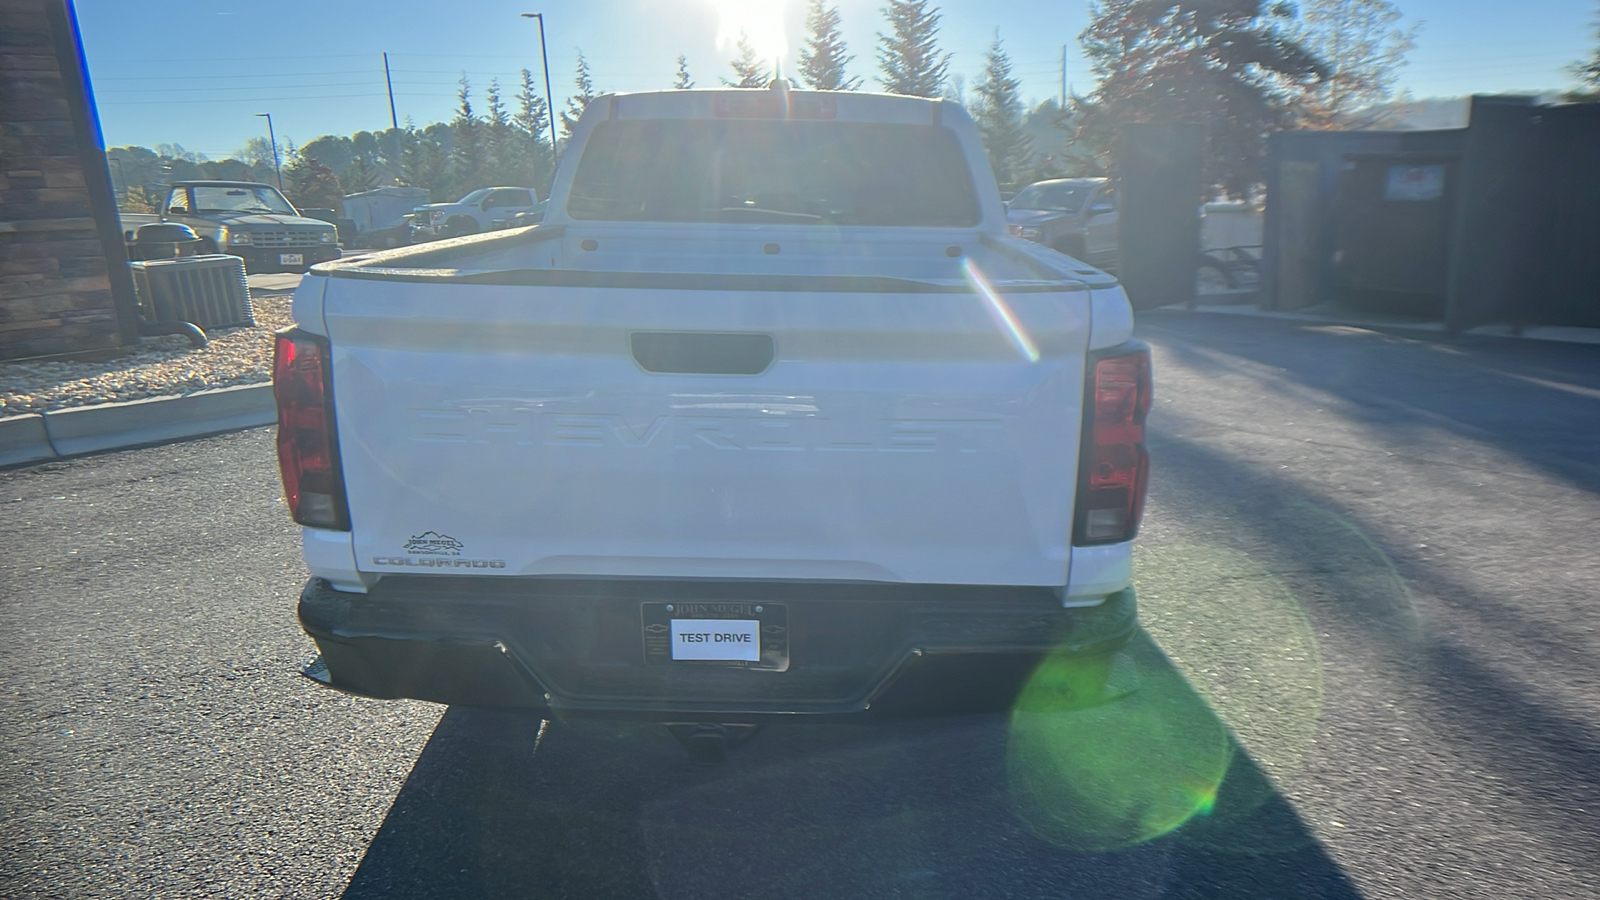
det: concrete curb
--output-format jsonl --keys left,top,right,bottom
{"left": 0, "top": 383, "right": 275, "bottom": 468}
{"left": 0, "top": 413, "right": 54, "bottom": 467}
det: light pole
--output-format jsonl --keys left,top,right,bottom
{"left": 254, "top": 112, "right": 282, "bottom": 190}
{"left": 519, "top": 13, "right": 560, "bottom": 163}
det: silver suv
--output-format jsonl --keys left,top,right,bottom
{"left": 1005, "top": 177, "right": 1119, "bottom": 270}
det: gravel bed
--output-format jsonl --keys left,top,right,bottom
{"left": 0, "top": 292, "right": 294, "bottom": 415}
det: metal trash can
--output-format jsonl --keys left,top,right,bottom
{"left": 130, "top": 222, "right": 204, "bottom": 261}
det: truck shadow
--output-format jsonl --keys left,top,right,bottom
{"left": 340, "top": 647, "right": 1362, "bottom": 899}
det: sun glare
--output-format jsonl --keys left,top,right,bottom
{"left": 707, "top": 0, "right": 789, "bottom": 69}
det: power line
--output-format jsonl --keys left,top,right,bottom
{"left": 94, "top": 69, "right": 377, "bottom": 82}
{"left": 385, "top": 52, "right": 547, "bottom": 60}
{"left": 97, "top": 93, "right": 385, "bottom": 106}
{"left": 99, "top": 82, "right": 380, "bottom": 94}
{"left": 97, "top": 52, "right": 374, "bottom": 64}
{"left": 1404, "top": 60, "right": 1576, "bottom": 73}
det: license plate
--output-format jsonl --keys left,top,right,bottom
{"left": 642, "top": 602, "right": 788, "bottom": 670}
{"left": 279, "top": 253, "right": 303, "bottom": 265}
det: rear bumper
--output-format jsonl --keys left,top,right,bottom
{"left": 297, "top": 576, "right": 1137, "bottom": 720}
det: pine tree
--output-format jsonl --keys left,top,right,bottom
{"left": 351, "top": 130, "right": 381, "bottom": 167}
{"left": 376, "top": 125, "right": 411, "bottom": 182}
{"left": 399, "top": 126, "right": 450, "bottom": 200}
{"left": 1076, "top": 0, "right": 1324, "bottom": 196}
{"left": 970, "top": 37, "right": 1032, "bottom": 187}
{"left": 1572, "top": 1, "right": 1600, "bottom": 94}
{"left": 341, "top": 156, "right": 379, "bottom": 192}
{"left": 559, "top": 50, "right": 597, "bottom": 144}
{"left": 674, "top": 54, "right": 694, "bottom": 89}
{"left": 877, "top": 0, "right": 951, "bottom": 97}
{"left": 515, "top": 68, "right": 555, "bottom": 193}
{"left": 450, "top": 74, "right": 488, "bottom": 191}
{"left": 298, "top": 136, "right": 357, "bottom": 174}
{"left": 724, "top": 32, "right": 770, "bottom": 88}
{"left": 1014, "top": 99, "right": 1084, "bottom": 182}
{"left": 484, "top": 78, "right": 516, "bottom": 185}
{"left": 799, "top": 0, "right": 861, "bottom": 90}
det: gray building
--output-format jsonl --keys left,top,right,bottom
{"left": 1262, "top": 95, "right": 1600, "bottom": 332}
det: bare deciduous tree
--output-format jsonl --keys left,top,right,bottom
{"left": 1291, "top": 0, "right": 1421, "bottom": 128}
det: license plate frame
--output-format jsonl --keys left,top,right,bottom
{"left": 279, "top": 253, "right": 304, "bottom": 266}
{"left": 642, "top": 601, "right": 788, "bottom": 670}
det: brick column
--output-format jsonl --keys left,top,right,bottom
{"left": 1, "top": 0, "right": 139, "bottom": 360}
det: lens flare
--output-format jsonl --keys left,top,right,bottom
{"left": 1007, "top": 519, "right": 1356, "bottom": 853}
{"left": 1135, "top": 542, "right": 1326, "bottom": 798}
{"left": 1007, "top": 634, "right": 1234, "bottom": 851}
{"left": 707, "top": 0, "right": 789, "bottom": 66}
{"left": 962, "top": 258, "right": 1041, "bottom": 363}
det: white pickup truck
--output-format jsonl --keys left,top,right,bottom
{"left": 276, "top": 85, "right": 1150, "bottom": 758}
{"left": 408, "top": 186, "right": 542, "bottom": 240}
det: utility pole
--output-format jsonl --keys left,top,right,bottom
{"left": 383, "top": 52, "right": 398, "bottom": 131}
{"left": 254, "top": 112, "right": 282, "bottom": 190}
{"left": 1060, "top": 45, "right": 1067, "bottom": 109}
{"left": 520, "top": 13, "right": 560, "bottom": 160}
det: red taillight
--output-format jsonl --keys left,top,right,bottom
{"left": 1075, "top": 344, "right": 1152, "bottom": 544}
{"left": 273, "top": 328, "right": 349, "bottom": 530}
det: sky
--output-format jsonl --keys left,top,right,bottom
{"left": 75, "top": 0, "right": 1598, "bottom": 158}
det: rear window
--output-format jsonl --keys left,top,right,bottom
{"left": 567, "top": 119, "right": 980, "bottom": 227}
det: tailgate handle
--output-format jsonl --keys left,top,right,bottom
{"left": 630, "top": 332, "right": 774, "bottom": 375}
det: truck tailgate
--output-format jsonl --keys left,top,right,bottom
{"left": 322, "top": 273, "right": 1090, "bottom": 586}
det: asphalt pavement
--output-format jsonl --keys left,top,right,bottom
{"left": 1, "top": 313, "right": 1596, "bottom": 898}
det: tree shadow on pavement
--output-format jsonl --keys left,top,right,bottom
{"left": 340, "top": 658, "right": 1362, "bottom": 899}
{"left": 1138, "top": 423, "right": 1600, "bottom": 852}
{"left": 1138, "top": 312, "right": 1600, "bottom": 492}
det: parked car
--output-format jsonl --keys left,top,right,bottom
{"left": 279, "top": 85, "right": 1150, "bottom": 762}
{"left": 1006, "top": 177, "right": 1119, "bottom": 270}
{"left": 150, "top": 181, "right": 341, "bottom": 274}
{"left": 409, "top": 186, "right": 541, "bottom": 240}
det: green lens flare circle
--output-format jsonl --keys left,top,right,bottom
{"left": 1006, "top": 638, "right": 1234, "bottom": 852}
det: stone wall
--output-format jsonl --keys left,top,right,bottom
{"left": 0, "top": 0, "right": 138, "bottom": 360}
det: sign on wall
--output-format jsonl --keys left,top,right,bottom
{"left": 1386, "top": 164, "right": 1446, "bottom": 201}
